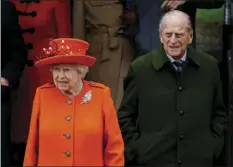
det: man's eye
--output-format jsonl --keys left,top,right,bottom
{"left": 176, "top": 34, "right": 183, "bottom": 38}
{"left": 165, "top": 33, "right": 172, "bottom": 37}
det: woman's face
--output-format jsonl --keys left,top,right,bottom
{"left": 51, "top": 64, "right": 82, "bottom": 93}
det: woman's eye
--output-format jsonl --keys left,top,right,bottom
{"left": 64, "top": 68, "right": 70, "bottom": 72}
{"left": 53, "top": 68, "right": 59, "bottom": 71}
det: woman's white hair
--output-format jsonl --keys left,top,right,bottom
{"left": 50, "top": 64, "right": 89, "bottom": 79}
{"left": 76, "top": 64, "right": 89, "bottom": 79}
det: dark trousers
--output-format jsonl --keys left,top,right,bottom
{"left": 1, "top": 86, "right": 12, "bottom": 166}
{"left": 12, "top": 143, "right": 26, "bottom": 166}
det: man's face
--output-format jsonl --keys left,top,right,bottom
{"left": 160, "top": 22, "right": 193, "bottom": 59}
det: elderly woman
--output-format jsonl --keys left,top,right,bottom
{"left": 23, "top": 38, "right": 124, "bottom": 166}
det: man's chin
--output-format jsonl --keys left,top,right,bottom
{"left": 167, "top": 51, "right": 182, "bottom": 58}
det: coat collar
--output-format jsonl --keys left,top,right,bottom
{"left": 151, "top": 44, "right": 201, "bottom": 70}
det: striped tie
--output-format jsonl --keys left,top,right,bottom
{"left": 173, "top": 60, "right": 184, "bottom": 73}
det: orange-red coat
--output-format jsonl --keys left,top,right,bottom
{"left": 10, "top": 0, "right": 72, "bottom": 143}
{"left": 23, "top": 81, "right": 124, "bottom": 166}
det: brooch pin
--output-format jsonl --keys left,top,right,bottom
{"left": 81, "top": 90, "right": 92, "bottom": 104}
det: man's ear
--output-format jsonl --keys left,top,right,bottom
{"left": 159, "top": 32, "right": 164, "bottom": 44}
{"left": 188, "top": 30, "right": 193, "bottom": 44}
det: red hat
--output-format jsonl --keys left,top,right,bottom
{"left": 35, "top": 38, "right": 96, "bottom": 68}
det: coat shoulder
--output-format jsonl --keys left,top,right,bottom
{"left": 39, "top": 82, "right": 56, "bottom": 89}
{"left": 131, "top": 51, "right": 153, "bottom": 70}
{"left": 194, "top": 48, "right": 219, "bottom": 67}
{"left": 87, "top": 81, "right": 108, "bottom": 90}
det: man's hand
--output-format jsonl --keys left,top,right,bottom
{"left": 161, "top": 0, "right": 186, "bottom": 10}
{"left": 1, "top": 77, "right": 10, "bottom": 99}
{"left": 1, "top": 77, "right": 9, "bottom": 87}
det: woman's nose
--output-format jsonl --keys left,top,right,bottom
{"left": 58, "top": 70, "right": 65, "bottom": 78}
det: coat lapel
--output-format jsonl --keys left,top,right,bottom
{"left": 151, "top": 45, "right": 201, "bottom": 71}
{"left": 186, "top": 47, "right": 201, "bottom": 68}
{"left": 151, "top": 45, "right": 170, "bottom": 70}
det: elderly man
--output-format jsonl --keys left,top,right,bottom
{"left": 122, "top": 0, "right": 224, "bottom": 57}
{"left": 118, "top": 10, "right": 227, "bottom": 166}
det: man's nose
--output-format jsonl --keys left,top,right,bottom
{"left": 170, "top": 34, "right": 178, "bottom": 43}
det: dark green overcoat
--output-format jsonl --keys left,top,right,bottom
{"left": 118, "top": 45, "right": 227, "bottom": 166}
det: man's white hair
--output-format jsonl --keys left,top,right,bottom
{"left": 159, "top": 10, "right": 193, "bottom": 32}
{"left": 76, "top": 64, "right": 89, "bottom": 79}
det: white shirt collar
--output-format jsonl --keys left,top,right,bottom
{"left": 166, "top": 50, "right": 187, "bottom": 63}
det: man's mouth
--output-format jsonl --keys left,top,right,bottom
{"left": 169, "top": 46, "right": 180, "bottom": 49}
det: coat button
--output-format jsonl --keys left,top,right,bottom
{"left": 180, "top": 110, "right": 184, "bottom": 115}
{"left": 179, "top": 134, "right": 184, "bottom": 140}
{"left": 178, "top": 85, "right": 183, "bottom": 92}
{"left": 64, "top": 133, "right": 71, "bottom": 139}
{"left": 66, "top": 99, "right": 72, "bottom": 105}
{"left": 66, "top": 116, "right": 71, "bottom": 121}
{"left": 178, "top": 160, "right": 182, "bottom": 165}
{"left": 65, "top": 151, "right": 71, "bottom": 157}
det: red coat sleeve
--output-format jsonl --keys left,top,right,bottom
{"left": 23, "top": 88, "right": 40, "bottom": 167}
{"left": 54, "top": 0, "right": 72, "bottom": 37}
{"left": 103, "top": 87, "right": 125, "bottom": 166}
